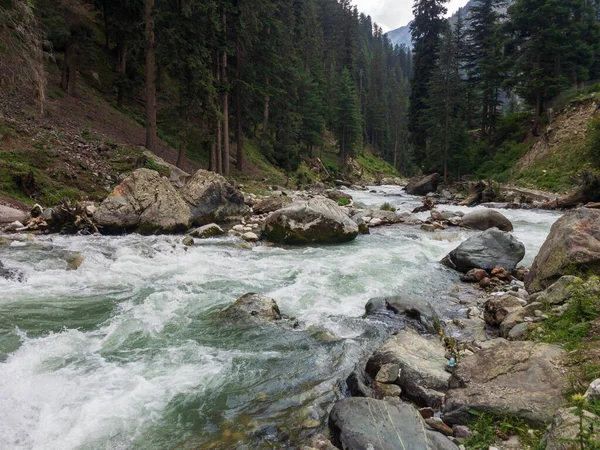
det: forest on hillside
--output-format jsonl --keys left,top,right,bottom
{"left": 1, "top": 0, "right": 600, "bottom": 184}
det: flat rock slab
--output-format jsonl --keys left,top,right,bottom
{"left": 444, "top": 339, "right": 567, "bottom": 426}
{"left": 329, "top": 397, "right": 458, "bottom": 450}
{"left": 366, "top": 328, "right": 450, "bottom": 408}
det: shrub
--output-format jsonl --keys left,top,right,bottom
{"left": 379, "top": 202, "right": 396, "bottom": 212}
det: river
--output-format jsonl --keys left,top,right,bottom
{"left": 0, "top": 186, "right": 560, "bottom": 450}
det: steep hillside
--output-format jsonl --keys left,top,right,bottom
{"left": 514, "top": 93, "right": 600, "bottom": 193}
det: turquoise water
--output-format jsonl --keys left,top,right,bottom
{"left": 0, "top": 188, "right": 560, "bottom": 449}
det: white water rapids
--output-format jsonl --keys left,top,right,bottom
{"left": 0, "top": 187, "right": 560, "bottom": 449}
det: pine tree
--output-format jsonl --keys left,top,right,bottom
{"left": 335, "top": 67, "right": 361, "bottom": 164}
{"left": 409, "top": 0, "right": 449, "bottom": 169}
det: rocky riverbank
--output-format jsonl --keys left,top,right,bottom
{"left": 1, "top": 165, "right": 599, "bottom": 449}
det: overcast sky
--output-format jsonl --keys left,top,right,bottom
{"left": 352, "top": 0, "right": 469, "bottom": 32}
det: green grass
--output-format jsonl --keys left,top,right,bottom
{"left": 356, "top": 150, "right": 399, "bottom": 178}
{"left": 462, "top": 411, "right": 543, "bottom": 450}
{"left": 379, "top": 202, "right": 396, "bottom": 212}
{"left": 335, "top": 197, "right": 350, "bottom": 206}
{"left": 144, "top": 157, "right": 171, "bottom": 178}
{"left": 535, "top": 277, "right": 600, "bottom": 351}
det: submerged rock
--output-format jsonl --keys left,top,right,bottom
{"left": 443, "top": 339, "right": 566, "bottom": 426}
{"left": 94, "top": 168, "right": 191, "bottom": 234}
{"left": 329, "top": 397, "right": 458, "bottom": 450}
{"left": 460, "top": 209, "right": 513, "bottom": 232}
{"left": 526, "top": 208, "right": 600, "bottom": 293}
{"left": 180, "top": 169, "right": 251, "bottom": 225}
{"left": 366, "top": 328, "right": 450, "bottom": 408}
{"left": 221, "top": 293, "right": 282, "bottom": 323}
{"left": 264, "top": 196, "right": 359, "bottom": 245}
{"left": 441, "top": 229, "right": 525, "bottom": 273}
{"left": 0, "top": 260, "right": 25, "bottom": 282}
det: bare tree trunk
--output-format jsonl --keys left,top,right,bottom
{"left": 210, "top": 142, "right": 217, "bottom": 172}
{"left": 177, "top": 83, "right": 187, "bottom": 169}
{"left": 61, "top": 41, "right": 77, "bottom": 96}
{"left": 235, "top": 36, "right": 244, "bottom": 172}
{"left": 117, "top": 36, "right": 128, "bottom": 107}
{"left": 144, "top": 0, "right": 157, "bottom": 152}
{"left": 103, "top": 0, "right": 110, "bottom": 49}
{"left": 216, "top": 54, "right": 223, "bottom": 175}
{"left": 221, "top": 8, "right": 230, "bottom": 175}
{"left": 260, "top": 88, "right": 270, "bottom": 150}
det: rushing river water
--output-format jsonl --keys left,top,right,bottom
{"left": 0, "top": 187, "right": 561, "bottom": 450}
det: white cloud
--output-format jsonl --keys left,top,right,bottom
{"left": 352, "top": 0, "right": 470, "bottom": 32}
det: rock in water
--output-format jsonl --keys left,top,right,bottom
{"left": 443, "top": 339, "right": 566, "bottom": 426}
{"left": 93, "top": 168, "right": 191, "bottom": 234}
{"left": 365, "top": 295, "right": 441, "bottom": 335}
{"left": 0, "top": 260, "right": 25, "bottom": 282}
{"left": 221, "top": 293, "right": 282, "bottom": 323}
{"left": 263, "top": 196, "right": 359, "bottom": 245}
{"left": 441, "top": 229, "right": 525, "bottom": 273}
{"left": 180, "top": 169, "right": 251, "bottom": 225}
{"left": 460, "top": 209, "right": 513, "bottom": 232}
{"left": 405, "top": 173, "right": 440, "bottom": 196}
{"left": 365, "top": 328, "right": 450, "bottom": 408}
{"left": 526, "top": 208, "right": 600, "bottom": 292}
{"left": 188, "top": 223, "right": 225, "bottom": 239}
{"left": 329, "top": 397, "right": 458, "bottom": 450}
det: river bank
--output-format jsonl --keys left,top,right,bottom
{"left": 0, "top": 183, "right": 570, "bottom": 449}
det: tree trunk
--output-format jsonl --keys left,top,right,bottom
{"left": 103, "top": 0, "right": 110, "bottom": 49}
{"left": 210, "top": 142, "right": 217, "bottom": 172}
{"left": 260, "top": 89, "right": 270, "bottom": 150}
{"left": 177, "top": 82, "right": 187, "bottom": 169}
{"left": 533, "top": 91, "right": 542, "bottom": 136}
{"left": 235, "top": 36, "right": 244, "bottom": 172}
{"left": 144, "top": 0, "right": 157, "bottom": 152}
{"left": 221, "top": 9, "right": 230, "bottom": 175}
{"left": 61, "top": 41, "right": 77, "bottom": 96}
{"left": 116, "top": 36, "right": 128, "bottom": 107}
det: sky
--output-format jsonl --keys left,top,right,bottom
{"left": 352, "top": 0, "right": 469, "bottom": 32}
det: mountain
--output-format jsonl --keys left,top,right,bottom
{"left": 386, "top": 0, "right": 509, "bottom": 48}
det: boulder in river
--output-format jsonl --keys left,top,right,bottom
{"left": 365, "top": 328, "right": 450, "bottom": 408}
{"left": 264, "top": 196, "right": 359, "bottom": 245}
{"left": 329, "top": 397, "right": 458, "bottom": 450}
{"left": 180, "top": 169, "right": 251, "bottom": 225}
{"left": 252, "top": 194, "right": 293, "bottom": 215}
{"left": 365, "top": 295, "right": 441, "bottom": 335}
{"left": 443, "top": 339, "right": 566, "bottom": 426}
{"left": 188, "top": 223, "right": 225, "bottom": 239}
{"left": 405, "top": 173, "right": 440, "bottom": 196}
{"left": 460, "top": 209, "right": 513, "bottom": 232}
{"left": 526, "top": 208, "right": 600, "bottom": 292}
{"left": 94, "top": 168, "right": 191, "bottom": 234}
{"left": 221, "top": 293, "right": 282, "bottom": 324}
{"left": 441, "top": 229, "right": 525, "bottom": 273}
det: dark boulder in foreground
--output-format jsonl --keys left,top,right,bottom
{"left": 526, "top": 208, "right": 600, "bottom": 293}
{"left": 329, "top": 397, "right": 458, "bottom": 450}
{"left": 441, "top": 229, "right": 525, "bottom": 273}
{"left": 405, "top": 173, "right": 440, "bottom": 196}
{"left": 460, "top": 209, "right": 513, "bottom": 232}
{"left": 264, "top": 197, "right": 359, "bottom": 245}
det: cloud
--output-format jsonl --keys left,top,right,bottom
{"left": 352, "top": 0, "right": 469, "bottom": 32}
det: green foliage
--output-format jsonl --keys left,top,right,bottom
{"left": 588, "top": 117, "right": 600, "bottom": 167}
{"left": 535, "top": 277, "right": 600, "bottom": 351}
{"left": 379, "top": 202, "right": 396, "bottom": 212}
{"left": 335, "top": 197, "right": 350, "bottom": 206}
{"left": 355, "top": 151, "right": 399, "bottom": 178}
{"left": 568, "top": 395, "right": 600, "bottom": 450}
{"left": 475, "top": 141, "right": 529, "bottom": 183}
{"left": 462, "top": 411, "right": 543, "bottom": 450}
{"left": 144, "top": 158, "right": 170, "bottom": 178}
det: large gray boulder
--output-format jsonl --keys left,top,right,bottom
{"left": 365, "top": 295, "right": 441, "bottom": 335}
{"left": 542, "top": 407, "right": 600, "bottom": 450}
{"left": 460, "top": 209, "right": 513, "bottom": 232}
{"left": 264, "top": 196, "right": 359, "bottom": 244}
{"left": 0, "top": 205, "right": 28, "bottom": 224}
{"left": 526, "top": 208, "right": 600, "bottom": 292}
{"left": 441, "top": 229, "right": 525, "bottom": 273}
{"left": 329, "top": 397, "right": 458, "bottom": 450}
{"left": 443, "top": 339, "right": 567, "bottom": 426}
{"left": 94, "top": 168, "right": 191, "bottom": 234}
{"left": 528, "top": 275, "right": 582, "bottom": 305}
{"left": 180, "top": 169, "right": 251, "bottom": 225}
{"left": 365, "top": 328, "right": 450, "bottom": 408}
{"left": 253, "top": 194, "right": 292, "bottom": 214}
{"left": 142, "top": 151, "right": 190, "bottom": 188}
{"left": 221, "top": 293, "right": 282, "bottom": 324}
{"left": 405, "top": 173, "right": 441, "bottom": 196}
